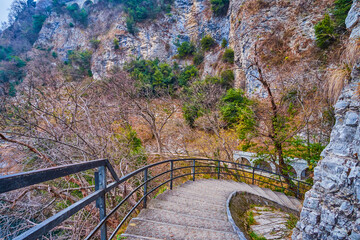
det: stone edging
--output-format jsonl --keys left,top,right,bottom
{"left": 226, "top": 191, "right": 247, "bottom": 240}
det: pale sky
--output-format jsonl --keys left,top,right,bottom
{"left": 0, "top": 0, "right": 14, "bottom": 23}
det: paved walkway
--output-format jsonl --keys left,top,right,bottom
{"left": 122, "top": 179, "right": 301, "bottom": 240}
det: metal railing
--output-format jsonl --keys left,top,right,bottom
{"left": 0, "top": 158, "right": 312, "bottom": 240}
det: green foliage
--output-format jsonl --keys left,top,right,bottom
{"left": 32, "top": 14, "right": 47, "bottom": 34}
{"left": 183, "top": 104, "right": 201, "bottom": 128}
{"left": 182, "top": 75, "right": 229, "bottom": 127}
{"left": 12, "top": 56, "right": 27, "bottom": 68}
{"left": 67, "top": 50, "right": 93, "bottom": 77}
{"left": 69, "top": 22, "right": 74, "bottom": 28}
{"left": 179, "top": 65, "right": 198, "bottom": 86}
{"left": 286, "top": 213, "right": 298, "bottom": 230}
{"left": 113, "top": 38, "right": 120, "bottom": 50}
{"left": 126, "top": 16, "right": 136, "bottom": 34}
{"left": 8, "top": 82, "right": 17, "bottom": 97}
{"left": 210, "top": 0, "right": 229, "bottom": 16}
{"left": 0, "top": 46, "right": 13, "bottom": 61}
{"left": 52, "top": 51, "right": 58, "bottom": 58}
{"left": 220, "top": 88, "right": 254, "bottom": 130}
{"left": 177, "top": 41, "right": 196, "bottom": 58}
{"left": 285, "top": 137, "right": 326, "bottom": 171}
{"left": 66, "top": 3, "right": 88, "bottom": 26}
{"left": 200, "top": 35, "right": 216, "bottom": 51}
{"left": 220, "top": 69, "right": 234, "bottom": 89}
{"left": 332, "top": 0, "right": 353, "bottom": 28}
{"left": 0, "top": 56, "right": 26, "bottom": 85}
{"left": 193, "top": 51, "right": 204, "bottom": 66}
{"left": 249, "top": 231, "right": 267, "bottom": 240}
{"left": 223, "top": 48, "right": 234, "bottom": 64}
{"left": 246, "top": 211, "right": 256, "bottom": 225}
{"left": 314, "top": 14, "right": 335, "bottom": 49}
{"left": 90, "top": 39, "right": 101, "bottom": 49}
{"left": 108, "top": 0, "right": 174, "bottom": 34}
{"left": 125, "top": 58, "right": 177, "bottom": 95}
{"left": 221, "top": 38, "right": 227, "bottom": 48}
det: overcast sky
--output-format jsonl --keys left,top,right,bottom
{"left": 0, "top": 0, "right": 13, "bottom": 23}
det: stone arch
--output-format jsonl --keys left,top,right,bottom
{"left": 255, "top": 161, "right": 272, "bottom": 172}
{"left": 240, "top": 157, "right": 251, "bottom": 166}
{"left": 301, "top": 168, "right": 311, "bottom": 180}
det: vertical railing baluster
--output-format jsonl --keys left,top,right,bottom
{"left": 96, "top": 166, "right": 107, "bottom": 240}
{"left": 296, "top": 180, "right": 300, "bottom": 198}
{"left": 217, "top": 160, "right": 220, "bottom": 179}
{"left": 170, "top": 160, "right": 173, "bottom": 190}
{"left": 143, "top": 168, "right": 148, "bottom": 209}
{"left": 252, "top": 167, "right": 255, "bottom": 185}
{"left": 192, "top": 160, "right": 196, "bottom": 181}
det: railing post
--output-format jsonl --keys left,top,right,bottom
{"left": 296, "top": 180, "right": 300, "bottom": 198}
{"left": 143, "top": 168, "right": 148, "bottom": 208}
{"left": 95, "top": 166, "right": 107, "bottom": 240}
{"left": 192, "top": 159, "right": 196, "bottom": 181}
{"left": 170, "top": 160, "right": 173, "bottom": 190}
{"left": 217, "top": 160, "right": 220, "bottom": 179}
{"left": 252, "top": 167, "right": 255, "bottom": 185}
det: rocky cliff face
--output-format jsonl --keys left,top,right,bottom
{"left": 293, "top": 2, "right": 360, "bottom": 239}
{"left": 33, "top": 0, "right": 326, "bottom": 94}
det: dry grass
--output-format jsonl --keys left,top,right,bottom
{"left": 327, "top": 65, "right": 351, "bottom": 104}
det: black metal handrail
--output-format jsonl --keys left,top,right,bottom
{"left": 0, "top": 158, "right": 312, "bottom": 240}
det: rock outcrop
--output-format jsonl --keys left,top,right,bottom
{"left": 34, "top": 0, "right": 325, "bottom": 93}
{"left": 293, "top": 2, "right": 360, "bottom": 239}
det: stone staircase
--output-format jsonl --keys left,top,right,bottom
{"left": 121, "top": 179, "right": 302, "bottom": 240}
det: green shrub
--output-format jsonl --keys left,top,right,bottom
{"left": 179, "top": 65, "right": 198, "bottom": 86}
{"left": 193, "top": 51, "right": 204, "bottom": 66}
{"left": 8, "top": 82, "right": 16, "bottom": 97}
{"left": 223, "top": 48, "right": 234, "bottom": 64}
{"left": 114, "top": 38, "right": 120, "bottom": 50}
{"left": 332, "top": 0, "right": 353, "bottom": 28}
{"left": 52, "top": 51, "right": 58, "bottom": 58}
{"left": 249, "top": 231, "right": 267, "bottom": 240}
{"left": 90, "top": 39, "right": 101, "bottom": 49}
{"left": 221, "top": 38, "right": 227, "bottom": 48}
{"left": 200, "top": 35, "right": 216, "bottom": 51}
{"left": 66, "top": 3, "right": 88, "bottom": 26}
{"left": 220, "top": 69, "right": 234, "bottom": 89}
{"left": 12, "top": 56, "right": 26, "bottom": 68}
{"left": 177, "top": 41, "right": 196, "bottom": 58}
{"left": 126, "top": 16, "right": 136, "bottom": 34}
{"left": 183, "top": 104, "right": 201, "bottom": 128}
{"left": 220, "top": 88, "right": 254, "bottom": 127}
{"left": 125, "top": 58, "right": 177, "bottom": 95}
{"left": 210, "top": 0, "right": 229, "bottom": 16}
{"left": 67, "top": 50, "right": 92, "bottom": 77}
{"left": 0, "top": 46, "right": 13, "bottom": 61}
{"left": 69, "top": 22, "right": 74, "bottom": 28}
{"left": 32, "top": 14, "right": 47, "bottom": 34}
{"left": 314, "top": 14, "right": 335, "bottom": 49}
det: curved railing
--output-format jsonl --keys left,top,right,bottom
{"left": 0, "top": 158, "right": 312, "bottom": 240}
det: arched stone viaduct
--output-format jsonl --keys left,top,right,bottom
{"left": 233, "top": 151, "right": 310, "bottom": 180}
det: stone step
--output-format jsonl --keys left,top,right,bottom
{"left": 148, "top": 199, "right": 228, "bottom": 221}
{"left": 163, "top": 189, "right": 226, "bottom": 205}
{"left": 288, "top": 196, "right": 302, "bottom": 211}
{"left": 124, "top": 179, "right": 303, "bottom": 239}
{"left": 124, "top": 218, "right": 239, "bottom": 240}
{"left": 262, "top": 187, "right": 287, "bottom": 205}
{"left": 274, "top": 191, "right": 298, "bottom": 210}
{"left": 155, "top": 190, "right": 224, "bottom": 208}
{"left": 120, "top": 234, "right": 163, "bottom": 240}
{"left": 171, "top": 187, "right": 230, "bottom": 200}
{"left": 137, "top": 208, "right": 233, "bottom": 232}
{"left": 248, "top": 184, "right": 272, "bottom": 200}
